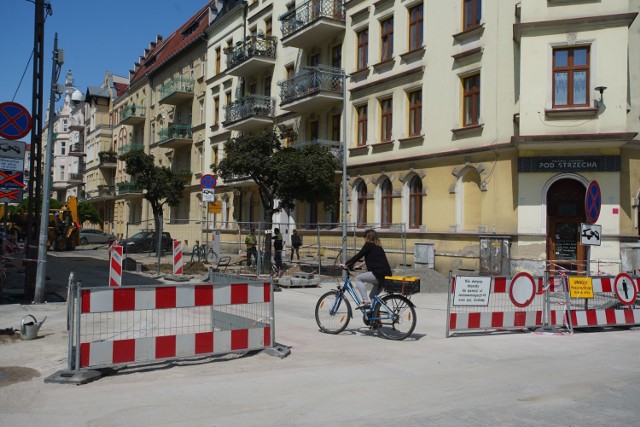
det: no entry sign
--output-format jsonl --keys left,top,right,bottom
{"left": 0, "top": 102, "right": 32, "bottom": 140}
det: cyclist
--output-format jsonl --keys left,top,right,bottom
{"left": 245, "top": 228, "right": 258, "bottom": 267}
{"left": 341, "top": 229, "right": 392, "bottom": 309}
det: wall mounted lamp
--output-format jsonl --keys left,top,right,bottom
{"left": 595, "top": 86, "right": 607, "bottom": 102}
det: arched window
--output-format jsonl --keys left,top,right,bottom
{"left": 381, "top": 179, "right": 392, "bottom": 228}
{"left": 409, "top": 176, "right": 422, "bottom": 229}
{"left": 357, "top": 182, "right": 367, "bottom": 227}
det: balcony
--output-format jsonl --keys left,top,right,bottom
{"left": 117, "top": 182, "right": 143, "bottom": 197}
{"left": 69, "top": 118, "right": 85, "bottom": 131}
{"left": 174, "top": 170, "right": 192, "bottom": 185}
{"left": 280, "top": 0, "right": 345, "bottom": 50}
{"left": 279, "top": 65, "right": 344, "bottom": 113}
{"left": 119, "top": 104, "right": 146, "bottom": 125}
{"left": 97, "top": 185, "right": 115, "bottom": 198}
{"left": 225, "top": 35, "right": 277, "bottom": 78}
{"left": 294, "top": 139, "right": 343, "bottom": 165}
{"left": 223, "top": 95, "right": 275, "bottom": 132}
{"left": 69, "top": 142, "right": 85, "bottom": 157}
{"left": 118, "top": 143, "right": 144, "bottom": 155}
{"left": 68, "top": 173, "right": 83, "bottom": 184}
{"left": 157, "top": 124, "right": 193, "bottom": 149}
{"left": 98, "top": 152, "right": 118, "bottom": 169}
{"left": 159, "top": 76, "right": 195, "bottom": 105}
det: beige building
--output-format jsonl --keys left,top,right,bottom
{"left": 87, "top": 0, "right": 640, "bottom": 275}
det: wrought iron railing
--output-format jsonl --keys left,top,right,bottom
{"left": 120, "top": 104, "right": 146, "bottom": 122}
{"left": 160, "top": 76, "right": 195, "bottom": 100}
{"left": 69, "top": 173, "right": 83, "bottom": 182}
{"left": 69, "top": 142, "right": 84, "bottom": 153}
{"left": 224, "top": 95, "right": 275, "bottom": 123}
{"left": 279, "top": 65, "right": 344, "bottom": 103}
{"left": 98, "top": 152, "right": 118, "bottom": 164}
{"left": 158, "top": 124, "right": 193, "bottom": 144}
{"left": 293, "top": 139, "right": 343, "bottom": 164}
{"left": 117, "top": 182, "right": 143, "bottom": 195}
{"left": 280, "top": 0, "right": 345, "bottom": 39}
{"left": 118, "top": 143, "right": 144, "bottom": 154}
{"left": 97, "top": 185, "right": 115, "bottom": 197}
{"left": 225, "top": 34, "right": 277, "bottom": 69}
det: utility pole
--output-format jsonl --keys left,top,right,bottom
{"left": 35, "top": 34, "right": 63, "bottom": 303}
{"left": 25, "top": 0, "right": 47, "bottom": 301}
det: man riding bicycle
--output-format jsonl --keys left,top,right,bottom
{"left": 341, "top": 229, "right": 392, "bottom": 309}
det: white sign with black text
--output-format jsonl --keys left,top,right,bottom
{"left": 453, "top": 276, "right": 491, "bottom": 306}
{"left": 202, "top": 188, "right": 215, "bottom": 202}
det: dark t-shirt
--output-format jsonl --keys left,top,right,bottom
{"left": 345, "top": 241, "right": 392, "bottom": 281}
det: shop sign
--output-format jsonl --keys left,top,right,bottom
{"left": 518, "top": 155, "right": 620, "bottom": 173}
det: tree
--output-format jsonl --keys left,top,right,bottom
{"left": 78, "top": 200, "right": 101, "bottom": 226}
{"left": 214, "top": 128, "right": 340, "bottom": 268}
{"left": 119, "top": 149, "right": 186, "bottom": 254}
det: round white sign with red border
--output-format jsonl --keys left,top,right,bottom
{"left": 613, "top": 273, "right": 637, "bottom": 306}
{"left": 509, "top": 272, "right": 536, "bottom": 308}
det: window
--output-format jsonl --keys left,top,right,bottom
{"left": 381, "top": 179, "right": 392, "bottom": 228}
{"left": 409, "top": 90, "right": 422, "bottom": 136}
{"left": 357, "top": 29, "right": 369, "bottom": 70}
{"left": 309, "top": 120, "right": 319, "bottom": 140}
{"left": 285, "top": 64, "right": 295, "bottom": 80}
{"left": 199, "top": 100, "right": 204, "bottom": 124}
{"left": 357, "top": 105, "right": 368, "bottom": 146}
{"left": 332, "top": 44, "right": 342, "bottom": 68}
{"left": 380, "top": 98, "right": 392, "bottom": 142}
{"left": 215, "top": 47, "right": 221, "bottom": 74}
{"left": 409, "top": 176, "right": 422, "bottom": 229}
{"left": 309, "top": 53, "right": 320, "bottom": 67}
{"left": 380, "top": 17, "right": 394, "bottom": 61}
{"left": 462, "top": 73, "right": 480, "bottom": 126}
{"left": 63, "top": 119, "right": 69, "bottom": 132}
{"left": 264, "top": 75, "right": 272, "bottom": 97}
{"left": 463, "top": 0, "right": 482, "bottom": 30}
{"left": 213, "top": 97, "right": 219, "bottom": 126}
{"left": 331, "top": 114, "right": 341, "bottom": 141}
{"left": 553, "top": 46, "right": 589, "bottom": 107}
{"left": 409, "top": 4, "right": 423, "bottom": 51}
{"left": 357, "top": 182, "right": 367, "bottom": 227}
{"left": 265, "top": 17, "right": 272, "bottom": 36}
{"left": 309, "top": 203, "right": 318, "bottom": 225}
{"left": 61, "top": 141, "right": 66, "bottom": 155}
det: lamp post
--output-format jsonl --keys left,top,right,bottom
{"left": 35, "top": 33, "right": 63, "bottom": 303}
{"left": 341, "top": 70, "right": 348, "bottom": 266}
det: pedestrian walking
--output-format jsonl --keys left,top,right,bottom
{"left": 290, "top": 229, "right": 302, "bottom": 261}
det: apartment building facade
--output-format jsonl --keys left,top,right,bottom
{"left": 89, "top": 0, "right": 640, "bottom": 275}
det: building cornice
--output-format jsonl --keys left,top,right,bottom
{"left": 513, "top": 12, "right": 638, "bottom": 42}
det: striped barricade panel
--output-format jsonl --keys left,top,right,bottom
{"left": 447, "top": 274, "right": 546, "bottom": 336}
{"left": 78, "top": 281, "right": 273, "bottom": 368}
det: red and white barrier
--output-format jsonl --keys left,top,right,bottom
{"left": 80, "top": 282, "right": 271, "bottom": 313}
{"left": 109, "top": 245, "right": 123, "bottom": 287}
{"left": 77, "top": 281, "right": 273, "bottom": 368}
{"left": 173, "top": 240, "right": 183, "bottom": 275}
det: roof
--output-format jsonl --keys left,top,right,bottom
{"left": 129, "top": 2, "right": 212, "bottom": 85}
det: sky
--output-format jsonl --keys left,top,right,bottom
{"left": 1, "top": 0, "right": 208, "bottom": 126}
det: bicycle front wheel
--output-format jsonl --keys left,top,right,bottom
{"left": 190, "top": 245, "right": 200, "bottom": 263}
{"left": 315, "top": 290, "right": 352, "bottom": 334}
{"left": 374, "top": 294, "right": 416, "bottom": 340}
{"left": 207, "top": 250, "right": 219, "bottom": 264}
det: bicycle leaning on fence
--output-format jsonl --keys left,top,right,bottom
{"left": 189, "top": 242, "right": 219, "bottom": 264}
{"left": 314, "top": 267, "right": 417, "bottom": 340}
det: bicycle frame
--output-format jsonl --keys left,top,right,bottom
{"left": 334, "top": 275, "right": 399, "bottom": 323}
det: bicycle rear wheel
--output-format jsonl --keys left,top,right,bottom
{"left": 315, "top": 290, "right": 351, "bottom": 334}
{"left": 190, "top": 245, "right": 200, "bottom": 263}
{"left": 374, "top": 294, "right": 416, "bottom": 340}
{"left": 206, "top": 249, "right": 219, "bottom": 264}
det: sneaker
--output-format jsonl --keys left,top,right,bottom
{"left": 356, "top": 302, "right": 371, "bottom": 310}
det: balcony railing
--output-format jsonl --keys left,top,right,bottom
{"left": 69, "top": 142, "right": 85, "bottom": 156}
{"left": 158, "top": 124, "right": 192, "bottom": 145}
{"left": 118, "top": 143, "right": 144, "bottom": 155}
{"left": 120, "top": 104, "right": 147, "bottom": 124}
{"left": 117, "top": 182, "right": 143, "bottom": 195}
{"left": 280, "top": 0, "right": 345, "bottom": 39}
{"left": 224, "top": 95, "right": 276, "bottom": 124}
{"left": 279, "top": 65, "right": 344, "bottom": 104}
{"left": 69, "top": 173, "right": 83, "bottom": 182}
{"left": 98, "top": 152, "right": 118, "bottom": 166}
{"left": 294, "top": 138, "right": 343, "bottom": 165}
{"left": 159, "top": 76, "right": 195, "bottom": 104}
{"left": 225, "top": 35, "right": 278, "bottom": 69}
{"left": 97, "top": 185, "right": 116, "bottom": 197}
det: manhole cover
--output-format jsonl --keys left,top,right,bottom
{"left": 0, "top": 366, "right": 40, "bottom": 387}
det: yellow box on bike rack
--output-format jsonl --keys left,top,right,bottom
{"left": 383, "top": 276, "right": 421, "bottom": 295}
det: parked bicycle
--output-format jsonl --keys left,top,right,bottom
{"left": 189, "top": 242, "right": 219, "bottom": 264}
{"left": 315, "top": 267, "right": 417, "bottom": 340}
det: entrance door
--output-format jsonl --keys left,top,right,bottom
{"left": 546, "top": 179, "right": 587, "bottom": 272}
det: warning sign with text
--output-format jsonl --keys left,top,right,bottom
{"left": 453, "top": 276, "right": 491, "bottom": 306}
{"left": 569, "top": 276, "right": 594, "bottom": 299}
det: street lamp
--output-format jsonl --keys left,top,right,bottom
{"left": 341, "top": 70, "right": 348, "bottom": 266}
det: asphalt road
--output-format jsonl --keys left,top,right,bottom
{"left": 1, "top": 250, "right": 639, "bottom": 426}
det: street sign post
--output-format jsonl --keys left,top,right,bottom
{"left": 585, "top": 180, "right": 601, "bottom": 224}
{"left": 0, "top": 102, "right": 32, "bottom": 140}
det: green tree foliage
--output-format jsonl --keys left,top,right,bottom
{"left": 119, "top": 149, "right": 186, "bottom": 244}
{"left": 78, "top": 200, "right": 101, "bottom": 225}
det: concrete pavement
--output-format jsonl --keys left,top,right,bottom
{"left": 1, "top": 282, "right": 639, "bottom": 426}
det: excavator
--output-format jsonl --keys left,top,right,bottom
{"left": 3, "top": 196, "right": 80, "bottom": 251}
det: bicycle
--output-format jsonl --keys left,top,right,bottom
{"left": 189, "top": 242, "right": 219, "bottom": 264}
{"left": 315, "top": 267, "right": 417, "bottom": 340}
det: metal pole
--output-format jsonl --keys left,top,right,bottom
{"left": 34, "top": 33, "right": 62, "bottom": 303}
{"left": 341, "top": 71, "right": 348, "bottom": 266}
